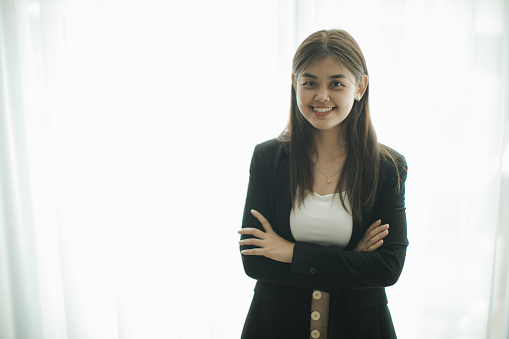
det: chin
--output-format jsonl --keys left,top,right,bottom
{"left": 310, "top": 123, "right": 339, "bottom": 131}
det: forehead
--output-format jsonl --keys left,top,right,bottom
{"left": 300, "top": 56, "right": 355, "bottom": 80}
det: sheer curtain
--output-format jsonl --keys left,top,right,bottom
{"left": 0, "top": 0, "right": 508, "bottom": 338}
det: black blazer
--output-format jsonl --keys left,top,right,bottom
{"left": 240, "top": 139, "right": 408, "bottom": 339}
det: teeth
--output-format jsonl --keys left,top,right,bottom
{"left": 314, "top": 107, "right": 333, "bottom": 113}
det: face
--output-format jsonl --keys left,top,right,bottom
{"left": 293, "top": 57, "right": 367, "bottom": 132}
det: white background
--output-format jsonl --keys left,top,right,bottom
{"left": 1, "top": 0, "right": 508, "bottom": 338}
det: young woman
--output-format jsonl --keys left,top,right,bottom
{"left": 238, "top": 29, "right": 407, "bottom": 339}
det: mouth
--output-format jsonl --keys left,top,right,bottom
{"left": 312, "top": 106, "right": 335, "bottom": 116}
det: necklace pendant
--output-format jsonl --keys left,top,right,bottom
{"left": 327, "top": 177, "right": 332, "bottom": 184}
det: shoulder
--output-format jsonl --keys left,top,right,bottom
{"left": 379, "top": 144, "right": 408, "bottom": 183}
{"left": 249, "top": 138, "right": 289, "bottom": 175}
{"left": 253, "top": 138, "right": 289, "bottom": 161}
{"left": 255, "top": 138, "right": 287, "bottom": 154}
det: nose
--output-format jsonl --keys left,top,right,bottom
{"left": 315, "top": 87, "right": 330, "bottom": 102}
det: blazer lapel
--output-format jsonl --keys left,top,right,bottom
{"left": 345, "top": 164, "right": 387, "bottom": 251}
{"left": 273, "top": 156, "right": 296, "bottom": 242}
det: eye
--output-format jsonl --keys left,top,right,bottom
{"left": 302, "top": 81, "right": 317, "bottom": 87}
{"left": 331, "top": 81, "right": 344, "bottom": 88}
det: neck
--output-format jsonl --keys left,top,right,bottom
{"left": 314, "top": 127, "right": 347, "bottom": 161}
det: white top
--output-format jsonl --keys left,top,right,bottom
{"left": 290, "top": 191, "right": 353, "bottom": 247}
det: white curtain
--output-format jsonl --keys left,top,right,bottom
{"left": 0, "top": 0, "right": 508, "bottom": 338}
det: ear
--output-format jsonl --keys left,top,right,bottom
{"left": 357, "top": 74, "right": 369, "bottom": 99}
{"left": 292, "top": 74, "right": 297, "bottom": 91}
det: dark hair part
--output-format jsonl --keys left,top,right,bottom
{"left": 279, "top": 29, "right": 401, "bottom": 223}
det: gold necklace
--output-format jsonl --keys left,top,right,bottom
{"left": 314, "top": 163, "right": 343, "bottom": 184}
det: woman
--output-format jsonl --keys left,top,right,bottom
{"left": 238, "top": 29, "right": 407, "bottom": 339}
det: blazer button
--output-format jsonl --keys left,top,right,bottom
{"left": 312, "top": 290, "right": 322, "bottom": 300}
{"left": 311, "top": 329, "right": 320, "bottom": 338}
{"left": 309, "top": 267, "right": 316, "bottom": 274}
{"left": 311, "top": 311, "right": 321, "bottom": 320}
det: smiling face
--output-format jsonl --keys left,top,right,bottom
{"left": 293, "top": 56, "right": 367, "bottom": 132}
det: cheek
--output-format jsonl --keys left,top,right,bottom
{"left": 336, "top": 98, "right": 354, "bottom": 114}
{"left": 296, "top": 89, "right": 311, "bottom": 109}
{"left": 295, "top": 90, "right": 305, "bottom": 111}
{"left": 336, "top": 93, "right": 355, "bottom": 110}
{"left": 340, "top": 98, "right": 354, "bottom": 109}
{"left": 344, "top": 100, "right": 356, "bottom": 117}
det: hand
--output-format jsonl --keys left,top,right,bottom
{"left": 238, "top": 209, "right": 295, "bottom": 263}
{"left": 354, "top": 219, "right": 389, "bottom": 252}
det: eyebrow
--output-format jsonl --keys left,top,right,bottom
{"left": 301, "top": 72, "right": 347, "bottom": 79}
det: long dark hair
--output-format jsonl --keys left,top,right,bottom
{"left": 280, "top": 29, "right": 399, "bottom": 223}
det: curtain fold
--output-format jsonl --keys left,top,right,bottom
{"left": 0, "top": 1, "right": 45, "bottom": 338}
{"left": 489, "top": 1, "right": 509, "bottom": 337}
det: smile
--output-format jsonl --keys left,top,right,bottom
{"left": 312, "top": 106, "right": 335, "bottom": 116}
{"left": 313, "top": 107, "right": 334, "bottom": 113}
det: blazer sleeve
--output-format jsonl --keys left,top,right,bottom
{"left": 290, "top": 156, "right": 408, "bottom": 289}
{"left": 240, "top": 143, "right": 331, "bottom": 290}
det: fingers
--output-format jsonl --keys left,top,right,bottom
{"left": 365, "top": 223, "right": 389, "bottom": 241}
{"left": 238, "top": 227, "right": 267, "bottom": 256}
{"left": 365, "top": 219, "right": 382, "bottom": 233}
{"left": 354, "top": 221, "right": 390, "bottom": 252}
{"left": 238, "top": 238, "right": 264, "bottom": 247}
{"left": 365, "top": 224, "right": 389, "bottom": 251}
{"left": 367, "top": 239, "right": 384, "bottom": 251}
{"left": 251, "top": 209, "right": 274, "bottom": 233}
{"left": 238, "top": 227, "right": 266, "bottom": 239}
{"left": 240, "top": 248, "right": 264, "bottom": 256}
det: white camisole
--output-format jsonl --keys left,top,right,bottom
{"left": 289, "top": 192, "right": 353, "bottom": 247}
